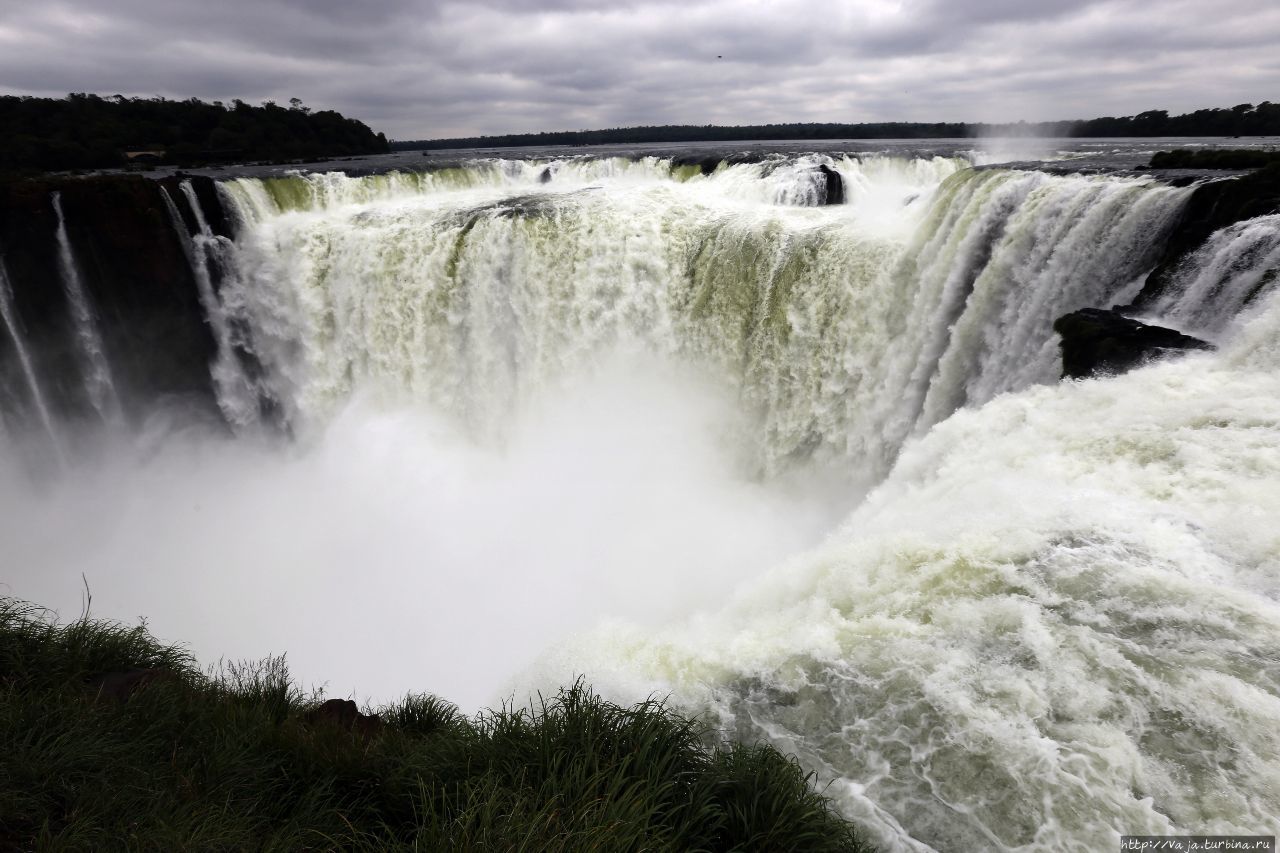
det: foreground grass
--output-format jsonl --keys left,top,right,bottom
{"left": 0, "top": 598, "right": 872, "bottom": 852}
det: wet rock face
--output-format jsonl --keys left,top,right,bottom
{"left": 1131, "top": 163, "right": 1280, "bottom": 309}
{"left": 0, "top": 175, "right": 221, "bottom": 428}
{"left": 818, "top": 164, "right": 844, "bottom": 205}
{"left": 1054, "top": 307, "right": 1214, "bottom": 379}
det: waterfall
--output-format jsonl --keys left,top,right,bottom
{"left": 1145, "top": 213, "right": 1280, "bottom": 338}
{"left": 4, "top": 154, "right": 1279, "bottom": 853}
{"left": 883, "top": 169, "right": 1187, "bottom": 445}
{"left": 0, "top": 254, "right": 63, "bottom": 459}
{"left": 160, "top": 184, "right": 260, "bottom": 427}
{"left": 51, "top": 191, "right": 122, "bottom": 425}
{"left": 551, "top": 261, "right": 1280, "bottom": 853}
{"left": 218, "top": 158, "right": 1189, "bottom": 482}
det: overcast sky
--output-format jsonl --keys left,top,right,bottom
{"left": 1, "top": 0, "right": 1277, "bottom": 140}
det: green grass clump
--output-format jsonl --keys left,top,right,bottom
{"left": 0, "top": 598, "right": 874, "bottom": 851}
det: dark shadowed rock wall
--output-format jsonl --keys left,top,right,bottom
{"left": 1128, "top": 163, "right": 1280, "bottom": 309}
{"left": 1053, "top": 308, "right": 1214, "bottom": 379}
{"left": 0, "top": 175, "right": 231, "bottom": 432}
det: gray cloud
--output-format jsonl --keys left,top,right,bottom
{"left": 0, "top": 0, "right": 1276, "bottom": 138}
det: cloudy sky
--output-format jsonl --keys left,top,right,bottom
{"left": 1, "top": 0, "right": 1277, "bottom": 140}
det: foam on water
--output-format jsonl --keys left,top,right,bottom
{"left": 538, "top": 293, "right": 1280, "bottom": 851}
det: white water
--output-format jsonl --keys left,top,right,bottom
{"left": 160, "top": 184, "right": 260, "bottom": 427}
{"left": 0, "top": 254, "right": 63, "bottom": 459}
{"left": 51, "top": 192, "right": 121, "bottom": 426}
{"left": 4, "top": 156, "right": 1279, "bottom": 851}
{"left": 216, "top": 157, "right": 1187, "bottom": 484}
{"left": 1146, "top": 213, "right": 1280, "bottom": 339}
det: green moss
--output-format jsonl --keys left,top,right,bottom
{"left": 1131, "top": 160, "right": 1280, "bottom": 308}
{"left": 261, "top": 176, "right": 314, "bottom": 213}
{"left": 671, "top": 164, "right": 705, "bottom": 183}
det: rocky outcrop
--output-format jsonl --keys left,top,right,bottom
{"left": 304, "top": 698, "right": 384, "bottom": 738}
{"left": 0, "top": 175, "right": 229, "bottom": 430}
{"left": 1130, "top": 163, "right": 1280, "bottom": 309}
{"left": 1054, "top": 308, "right": 1214, "bottom": 379}
{"left": 819, "top": 164, "right": 844, "bottom": 205}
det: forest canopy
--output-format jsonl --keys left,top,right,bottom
{"left": 0, "top": 93, "right": 389, "bottom": 174}
{"left": 396, "top": 102, "right": 1280, "bottom": 151}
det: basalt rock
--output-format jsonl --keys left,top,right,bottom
{"left": 819, "top": 164, "right": 844, "bottom": 205}
{"left": 1131, "top": 162, "right": 1280, "bottom": 309}
{"left": 1054, "top": 307, "right": 1214, "bottom": 379}
{"left": 0, "top": 175, "right": 222, "bottom": 429}
{"left": 304, "top": 698, "right": 384, "bottom": 738}
{"left": 164, "top": 173, "right": 234, "bottom": 239}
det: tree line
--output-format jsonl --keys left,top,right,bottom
{"left": 0, "top": 93, "right": 389, "bottom": 174}
{"left": 396, "top": 102, "right": 1280, "bottom": 151}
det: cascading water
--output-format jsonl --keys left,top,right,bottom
{"left": 5, "top": 152, "right": 1280, "bottom": 852}
{"left": 51, "top": 191, "right": 122, "bottom": 426}
{"left": 549, "top": 271, "right": 1280, "bottom": 851}
{"left": 1145, "top": 213, "right": 1280, "bottom": 338}
{"left": 160, "top": 183, "right": 260, "bottom": 427}
{"left": 0, "top": 253, "right": 63, "bottom": 459}
{"left": 213, "top": 157, "right": 1191, "bottom": 482}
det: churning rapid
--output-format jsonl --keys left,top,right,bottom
{"left": 3, "top": 150, "right": 1280, "bottom": 851}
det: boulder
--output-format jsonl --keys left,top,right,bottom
{"left": 818, "top": 164, "right": 844, "bottom": 205}
{"left": 1053, "top": 308, "right": 1214, "bottom": 379}
{"left": 304, "top": 698, "right": 384, "bottom": 738}
{"left": 1130, "top": 163, "right": 1280, "bottom": 308}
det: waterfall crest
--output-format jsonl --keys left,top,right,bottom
{"left": 218, "top": 158, "right": 1190, "bottom": 482}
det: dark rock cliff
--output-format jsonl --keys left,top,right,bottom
{"left": 0, "top": 175, "right": 229, "bottom": 431}
{"left": 818, "top": 164, "right": 844, "bottom": 205}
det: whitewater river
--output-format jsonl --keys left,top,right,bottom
{"left": 4, "top": 140, "right": 1279, "bottom": 850}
